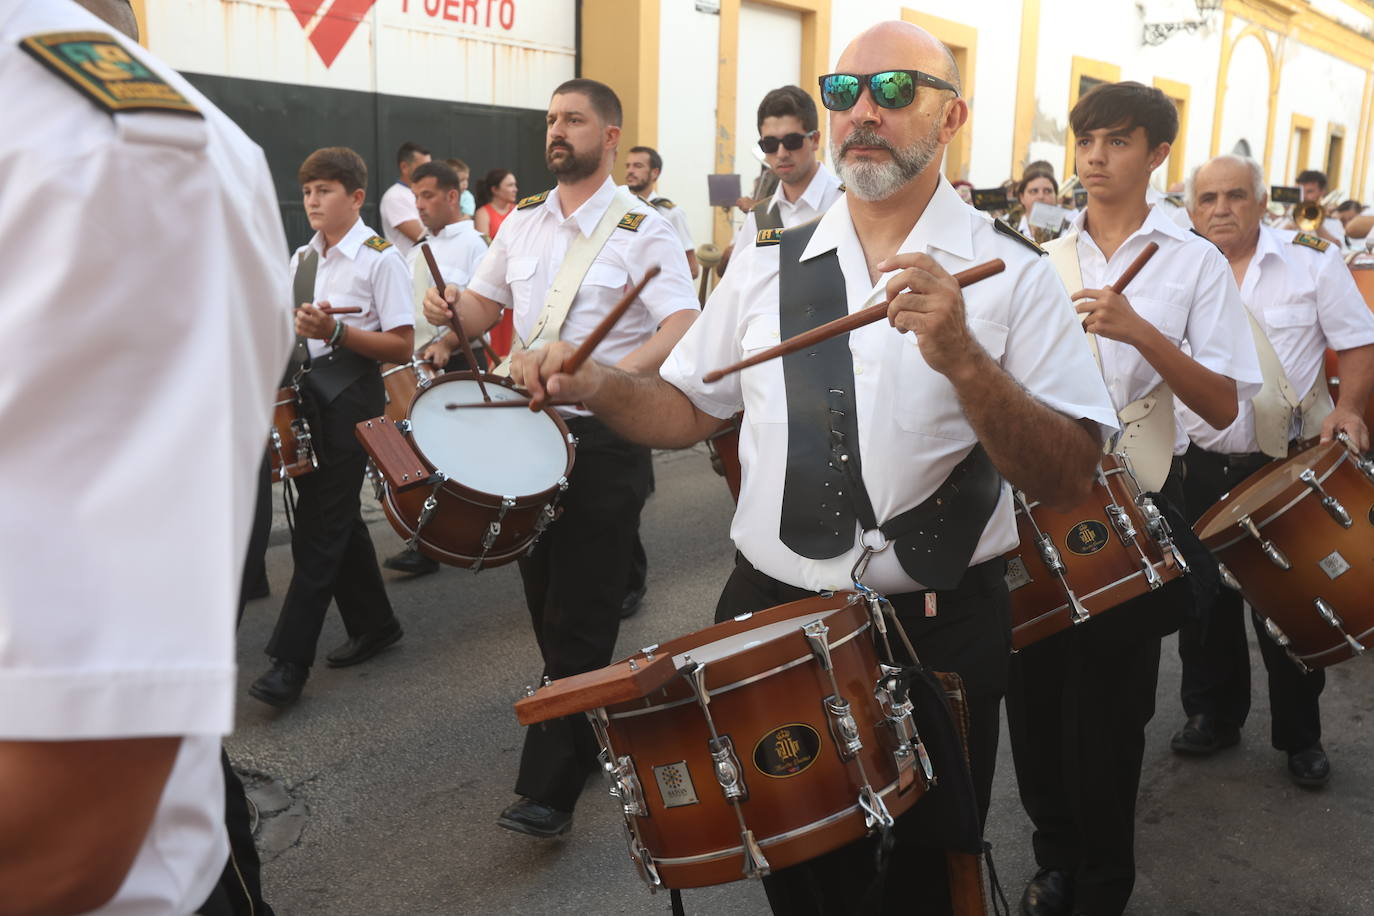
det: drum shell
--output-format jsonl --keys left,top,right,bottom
{"left": 1195, "top": 441, "right": 1374, "bottom": 668}
{"left": 268, "top": 386, "right": 316, "bottom": 482}
{"left": 381, "top": 360, "right": 437, "bottom": 424}
{"left": 1006, "top": 456, "right": 1181, "bottom": 650}
{"left": 602, "top": 595, "right": 923, "bottom": 888}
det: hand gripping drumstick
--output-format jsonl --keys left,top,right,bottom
{"left": 421, "top": 242, "right": 491, "bottom": 402}
{"left": 700, "top": 258, "right": 1006, "bottom": 384}
{"left": 444, "top": 265, "right": 662, "bottom": 411}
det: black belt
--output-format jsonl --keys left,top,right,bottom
{"left": 735, "top": 551, "right": 1007, "bottom": 608}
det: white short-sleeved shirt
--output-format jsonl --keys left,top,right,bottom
{"left": 1070, "top": 204, "right": 1264, "bottom": 453}
{"left": 1181, "top": 226, "right": 1374, "bottom": 453}
{"left": 380, "top": 180, "right": 422, "bottom": 260}
{"left": 732, "top": 160, "right": 844, "bottom": 251}
{"left": 661, "top": 179, "right": 1121, "bottom": 594}
{"left": 1146, "top": 185, "right": 1193, "bottom": 230}
{"left": 292, "top": 219, "right": 414, "bottom": 359}
{"left": 648, "top": 194, "right": 695, "bottom": 250}
{"left": 0, "top": 1, "right": 294, "bottom": 911}
{"left": 466, "top": 176, "right": 699, "bottom": 379}
{"left": 410, "top": 219, "right": 489, "bottom": 346}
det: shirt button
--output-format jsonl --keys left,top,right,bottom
{"left": 855, "top": 365, "right": 864, "bottom": 375}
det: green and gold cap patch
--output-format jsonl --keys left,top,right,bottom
{"left": 20, "top": 31, "right": 200, "bottom": 117}
{"left": 1293, "top": 232, "right": 1331, "bottom": 253}
{"left": 516, "top": 190, "right": 549, "bottom": 210}
{"left": 617, "top": 212, "right": 646, "bottom": 232}
{"left": 755, "top": 227, "right": 784, "bottom": 247}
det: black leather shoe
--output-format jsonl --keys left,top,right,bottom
{"left": 1170, "top": 714, "right": 1240, "bottom": 756}
{"left": 1288, "top": 745, "right": 1331, "bottom": 788}
{"left": 621, "top": 586, "right": 646, "bottom": 619}
{"left": 497, "top": 797, "right": 572, "bottom": 838}
{"left": 1021, "top": 868, "right": 1073, "bottom": 916}
{"left": 248, "top": 661, "right": 309, "bottom": 708}
{"left": 384, "top": 547, "right": 439, "bottom": 576}
{"left": 325, "top": 618, "right": 403, "bottom": 668}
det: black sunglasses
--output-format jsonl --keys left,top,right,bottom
{"left": 818, "top": 70, "right": 959, "bottom": 111}
{"left": 758, "top": 131, "right": 817, "bottom": 154}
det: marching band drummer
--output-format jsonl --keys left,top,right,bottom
{"left": 1008, "top": 84, "right": 1263, "bottom": 916}
{"left": 250, "top": 147, "right": 414, "bottom": 708}
{"left": 506, "top": 22, "right": 1119, "bottom": 915}
{"left": 423, "top": 79, "right": 699, "bottom": 840}
{"left": 1171, "top": 154, "right": 1374, "bottom": 787}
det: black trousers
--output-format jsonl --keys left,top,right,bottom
{"left": 266, "top": 374, "right": 395, "bottom": 668}
{"left": 514, "top": 417, "right": 652, "bottom": 812}
{"left": 1177, "top": 444, "right": 1324, "bottom": 751}
{"left": 1006, "top": 470, "right": 1197, "bottom": 916}
{"left": 713, "top": 555, "right": 1011, "bottom": 916}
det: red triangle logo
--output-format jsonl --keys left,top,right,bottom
{"left": 292, "top": 0, "right": 377, "bottom": 69}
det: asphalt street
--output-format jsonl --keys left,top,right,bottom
{"left": 230, "top": 444, "right": 1374, "bottom": 916}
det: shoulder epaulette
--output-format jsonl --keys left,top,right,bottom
{"left": 1293, "top": 232, "right": 1331, "bottom": 253}
{"left": 838, "top": 183, "right": 846, "bottom": 193}
{"left": 20, "top": 31, "right": 201, "bottom": 117}
{"left": 1162, "top": 195, "right": 1184, "bottom": 207}
{"left": 1190, "top": 227, "right": 1222, "bottom": 251}
{"left": 363, "top": 235, "right": 392, "bottom": 252}
{"left": 992, "top": 219, "right": 1044, "bottom": 255}
{"left": 650, "top": 198, "right": 675, "bottom": 210}
{"left": 516, "top": 190, "right": 550, "bottom": 210}
{"left": 756, "top": 227, "right": 784, "bottom": 247}
{"left": 617, "top": 212, "right": 646, "bottom": 232}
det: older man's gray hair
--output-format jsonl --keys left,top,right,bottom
{"left": 1185, "top": 154, "right": 1266, "bottom": 210}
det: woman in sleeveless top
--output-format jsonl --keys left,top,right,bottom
{"left": 475, "top": 168, "right": 518, "bottom": 356}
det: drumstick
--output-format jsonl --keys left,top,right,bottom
{"left": 1108, "top": 241, "right": 1159, "bottom": 294}
{"left": 444, "top": 399, "right": 580, "bottom": 410}
{"left": 421, "top": 242, "right": 490, "bottom": 402}
{"left": 317, "top": 306, "right": 363, "bottom": 315}
{"left": 701, "top": 259, "right": 1006, "bottom": 384}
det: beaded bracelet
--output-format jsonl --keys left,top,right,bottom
{"left": 328, "top": 319, "right": 346, "bottom": 347}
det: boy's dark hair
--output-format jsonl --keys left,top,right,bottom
{"left": 396, "top": 141, "right": 430, "bottom": 168}
{"left": 757, "top": 85, "right": 818, "bottom": 133}
{"left": 411, "top": 160, "right": 460, "bottom": 192}
{"left": 552, "top": 78, "right": 623, "bottom": 126}
{"left": 298, "top": 146, "right": 367, "bottom": 194}
{"left": 1070, "top": 81, "right": 1178, "bottom": 149}
{"left": 629, "top": 146, "right": 663, "bottom": 173}
{"left": 1295, "top": 169, "right": 1328, "bottom": 190}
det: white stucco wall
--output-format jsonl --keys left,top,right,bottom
{"left": 655, "top": 0, "right": 722, "bottom": 246}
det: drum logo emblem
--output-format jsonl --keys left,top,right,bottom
{"left": 653, "top": 760, "right": 700, "bottom": 808}
{"left": 1065, "top": 520, "right": 1111, "bottom": 556}
{"left": 753, "top": 723, "right": 821, "bottom": 778}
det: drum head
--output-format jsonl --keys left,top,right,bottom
{"left": 673, "top": 608, "right": 844, "bottom": 668}
{"left": 409, "top": 378, "right": 569, "bottom": 497}
{"left": 1196, "top": 442, "right": 1335, "bottom": 540}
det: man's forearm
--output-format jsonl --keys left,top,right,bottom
{"left": 1135, "top": 324, "right": 1239, "bottom": 429}
{"left": 949, "top": 350, "right": 1101, "bottom": 507}
{"left": 1335, "top": 344, "right": 1374, "bottom": 411}
{"left": 457, "top": 290, "right": 503, "bottom": 341}
{"left": 585, "top": 368, "right": 722, "bottom": 449}
{"left": 617, "top": 309, "right": 697, "bottom": 376}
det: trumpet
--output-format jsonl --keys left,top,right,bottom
{"left": 1295, "top": 190, "right": 1345, "bottom": 233}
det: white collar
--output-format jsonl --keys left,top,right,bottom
{"left": 309, "top": 217, "right": 369, "bottom": 260}
{"left": 436, "top": 220, "right": 477, "bottom": 240}
{"left": 800, "top": 177, "right": 974, "bottom": 263}
{"left": 544, "top": 176, "right": 618, "bottom": 236}
{"left": 1070, "top": 200, "right": 1191, "bottom": 248}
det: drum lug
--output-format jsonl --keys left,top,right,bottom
{"left": 823, "top": 696, "right": 863, "bottom": 761}
{"left": 625, "top": 828, "right": 662, "bottom": 890}
{"left": 1238, "top": 515, "right": 1290, "bottom": 570}
{"left": 472, "top": 496, "right": 515, "bottom": 572}
{"left": 1034, "top": 532, "right": 1067, "bottom": 575}
{"left": 396, "top": 419, "right": 411, "bottom": 434}
{"left": 1105, "top": 503, "right": 1138, "bottom": 545}
{"left": 609, "top": 755, "right": 649, "bottom": 817}
{"left": 1299, "top": 469, "right": 1352, "bottom": 528}
{"left": 709, "top": 735, "right": 749, "bottom": 802}
{"left": 874, "top": 675, "right": 935, "bottom": 792}
{"left": 1217, "top": 563, "right": 1242, "bottom": 591}
{"left": 1315, "top": 598, "right": 1367, "bottom": 655}
{"left": 1262, "top": 618, "right": 1312, "bottom": 674}
{"left": 740, "top": 829, "right": 770, "bottom": 879}
{"left": 1137, "top": 497, "right": 1188, "bottom": 573}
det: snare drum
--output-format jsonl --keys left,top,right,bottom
{"left": 381, "top": 359, "right": 438, "bottom": 423}
{"left": 1194, "top": 437, "right": 1374, "bottom": 670}
{"left": 516, "top": 594, "right": 931, "bottom": 889}
{"left": 1005, "top": 454, "right": 1185, "bottom": 650}
{"left": 267, "top": 386, "right": 317, "bottom": 483}
{"left": 356, "top": 373, "right": 575, "bottom": 570}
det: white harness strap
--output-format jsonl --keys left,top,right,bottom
{"left": 1244, "top": 309, "right": 1331, "bottom": 457}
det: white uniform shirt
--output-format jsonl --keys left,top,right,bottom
{"left": 0, "top": 1, "right": 293, "bottom": 912}
{"left": 380, "top": 180, "right": 422, "bottom": 260}
{"left": 648, "top": 193, "right": 695, "bottom": 250}
{"left": 1180, "top": 225, "right": 1374, "bottom": 453}
{"left": 732, "top": 160, "right": 844, "bottom": 250}
{"left": 1070, "top": 204, "right": 1263, "bottom": 453}
{"left": 466, "top": 176, "right": 699, "bottom": 377}
{"left": 662, "top": 179, "right": 1121, "bottom": 594}
{"left": 291, "top": 219, "right": 414, "bottom": 359}
{"left": 410, "top": 219, "right": 489, "bottom": 346}
{"left": 1146, "top": 185, "right": 1193, "bottom": 230}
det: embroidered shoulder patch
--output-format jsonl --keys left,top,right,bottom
{"left": 20, "top": 32, "right": 200, "bottom": 116}
{"left": 617, "top": 212, "right": 646, "bottom": 232}
{"left": 363, "top": 236, "right": 392, "bottom": 252}
{"left": 650, "top": 198, "right": 676, "bottom": 210}
{"left": 516, "top": 191, "right": 549, "bottom": 210}
{"left": 756, "top": 227, "right": 784, "bottom": 247}
{"left": 1293, "top": 232, "right": 1331, "bottom": 253}
{"left": 837, "top": 183, "right": 846, "bottom": 193}
{"left": 992, "top": 218, "right": 1045, "bottom": 255}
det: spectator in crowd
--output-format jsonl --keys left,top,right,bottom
{"left": 446, "top": 158, "right": 476, "bottom": 218}
{"left": 475, "top": 168, "right": 519, "bottom": 356}
{"left": 1015, "top": 167, "right": 1059, "bottom": 235}
{"left": 379, "top": 141, "right": 432, "bottom": 260}
{"left": 1293, "top": 169, "right": 1345, "bottom": 245}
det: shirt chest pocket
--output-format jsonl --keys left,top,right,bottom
{"left": 1131, "top": 295, "right": 1189, "bottom": 344}
{"left": 739, "top": 315, "right": 786, "bottom": 423}
{"left": 583, "top": 263, "right": 628, "bottom": 294}
{"left": 505, "top": 257, "right": 540, "bottom": 311}
{"left": 895, "top": 318, "right": 1008, "bottom": 439}
{"left": 1265, "top": 296, "right": 1317, "bottom": 331}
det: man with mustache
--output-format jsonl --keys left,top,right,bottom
{"left": 505, "top": 22, "right": 1120, "bottom": 914}
{"left": 423, "top": 79, "right": 698, "bottom": 839}
{"left": 1171, "top": 154, "right": 1374, "bottom": 787}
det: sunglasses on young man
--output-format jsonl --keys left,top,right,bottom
{"left": 818, "top": 70, "right": 959, "bottom": 112}
{"left": 757, "top": 131, "right": 818, "bottom": 154}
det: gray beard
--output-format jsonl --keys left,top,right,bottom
{"left": 830, "top": 125, "right": 940, "bottom": 201}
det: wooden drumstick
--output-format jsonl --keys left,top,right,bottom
{"left": 317, "top": 306, "right": 363, "bottom": 315}
{"left": 444, "top": 399, "right": 579, "bottom": 410}
{"left": 1109, "top": 241, "right": 1159, "bottom": 295}
{"left": 701, "top": 258, "right": 1006, "bottom": 384}
{"left": 421, "top": 242, "right": 490, "bottom": 402}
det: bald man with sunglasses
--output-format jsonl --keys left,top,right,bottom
{"left": 511, "top": 22, "right": 1117, "bottom": 914}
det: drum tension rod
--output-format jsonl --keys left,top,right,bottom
{"left": 1337, "top": 432, "right": 1374, "bottom": 485}
{"left": 1015, "top": 490, "right": 1091, "bottom": 625}
{"left": 1314, "top": 599, "right": 1367, "bottom": 656}
{"left": 1262, "top": 618, "right": 1312, "bottom": 674}
{"left": 1299, "top": 469, "right": 1352, "bottom": 528}
{"left": 1237, "top": 515, "right": 1291, "bottom": 570}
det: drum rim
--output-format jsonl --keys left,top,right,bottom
{"left": 1196, "top": 442, "right": 1347, "bottom": 549}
